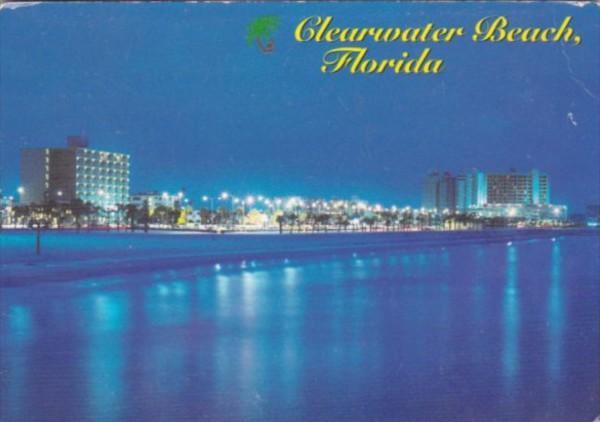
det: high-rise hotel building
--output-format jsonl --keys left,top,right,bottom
{"left": 422, "top": 171, "right": 457, "bottom": 211}
{"left": 486, "top": 169, "right": 549, "bottom": 206}
{"left": 19, "top": 136, "right": 130, "bottom": 208}
{"left": 421, "top": 168, "right": 562, "bottom": 219}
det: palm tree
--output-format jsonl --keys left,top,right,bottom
{"left": 275, "top": 214, "right": 285, "bottom": 234}
{"left": 199, "top": 207, "right": 213, "bottom": 225}
{"left": 381, "top": 211, "right": 395, "bottom": 231}
{"left": 400, "top": 210, "right": 413, "bottom": 230}
{"left": 125, "top": 204, "right": 138, "bottom": 232}
{"left": 141, "top": 200, "right": 150, "bottom": 233}
{"left": 286, "top": 212, "right": 298, "bottom": 233}
{"left": 214, "top": 207, "right": 231, "bottom": 227}
{"left": 361, "top": 216, "right": 377, "bottom": 232}
{"left": 168, "top": 208, "right": 181, "bottom": 228}
{"left": 334, "top": 214, "right": 349, "bottom": 232}
{"left": 316, "top": 213, "right": 331, "bottom": 232}
{"left": 117, "top": 203, "right": 130, "bottom": 231}
{"left": 247, "top": 16, "right": 279, "bottom": 53}
{"left": 152, "top": 205, "right": 170, "bottom": 226}
{"left": 70, "top": 198, "right": 88, "bottom": 232}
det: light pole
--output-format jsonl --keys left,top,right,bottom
{"left": 219, "top": 192, "right": 233, "bottom": 228}
{"left": 219, "top": 192, "right": 230, "bottom": 209}
{"left": 202, "top": 195, "right": 214, "bottom": 211}
{"left": 245, "top": 195, "right": 255, "bottom": 214}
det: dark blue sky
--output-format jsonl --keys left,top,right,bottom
{"left": 1, "top": 2, "right": 598, "bottom": 211}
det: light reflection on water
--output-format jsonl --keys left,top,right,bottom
{"left": 1, "top": 236, "right": 599, "bottom": 422}
{"left": 503, "top": 245, "right": 520, "bottom": 390}
{"left": 547, "top": 242, "right": 565, "bottom": 392}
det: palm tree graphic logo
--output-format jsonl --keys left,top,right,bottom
{"left": 247, "top": 15, "right": 280, "bottom": 54}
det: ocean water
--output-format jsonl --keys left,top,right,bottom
{"left": 1, "top": 234, "right": 599, "bottom": 421}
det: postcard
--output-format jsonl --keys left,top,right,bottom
{"left": 1, "top": 1, "right": 599, "bottom": 421}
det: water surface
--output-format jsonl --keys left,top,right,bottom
{"left": 1, "top": 234, "right": 599, "bottom": 421}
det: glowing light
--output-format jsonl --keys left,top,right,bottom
{"left": 219, "top": 192, "right": 229, "bottom": 200}
{"left": 17, "top": 186, "right": 24, "bottom": 195}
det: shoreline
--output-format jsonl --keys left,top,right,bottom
{"left": 0, "top": 224, "right": 587, "bottom": 235}
{"left": 1, "top": 228, "right": 597, "bottom": 287}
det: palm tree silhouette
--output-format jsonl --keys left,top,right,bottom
{"left": 247, "top": 16, "right": 279, "bottom": 54}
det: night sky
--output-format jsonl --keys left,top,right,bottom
{"left": 1, "top": 2, "right": 598, "bottom": 211}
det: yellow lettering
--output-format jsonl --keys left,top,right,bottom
{"left": 473, "top": 16, "right": 508, "bottom": 42}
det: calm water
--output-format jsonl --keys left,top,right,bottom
{"left": 1, "top": 235, "right": 599, "bottom": 421}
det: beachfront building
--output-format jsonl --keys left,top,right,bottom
{"left": 129, "top": 191, "right": 182, "bottom": 210}
{"left": 19, "top": 136, "right": 130, "bottom": 208}
{"left": 485, "top": 169, "right": 550, "bottom": 206}
{"left": 467, "top": 169, "right": 563, "bottom": 219}
{"left": 472, "top": 203, "right": 567, "bottom": 220}
{"left": 422, "top": 168, "right": 565, "bottom": 220}
{"left": 422, "top": 172, "right": 441, "bottom": 211}
{"left": 422, "top": 171, "right": 456, "bottom": 212}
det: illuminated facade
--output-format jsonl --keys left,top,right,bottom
{"left": 422, "top": 171, "right": 457, "bottom": 211}
{"left": 486, "top": 169, "right": 549, "bottom": 206}
{"left": 422, "top": 172, "right": 441, "bottom": 210}
{"left": 19, "top": 136, "right": 129, "bottom": 208}
{"left": 471, "top": 204, "right": 566, "bottom": 220}
{"left": 129, "top": 191, "right": 180, "bottom": 210}
{"left": 424, "top": 168, "right": 563, "bottom": 219}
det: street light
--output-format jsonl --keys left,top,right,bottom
{"left": 202, "top": 195, "right": 214, "bottom": 210}
{"left": 17, "top": 186, "right": 24, "bottom": 195}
